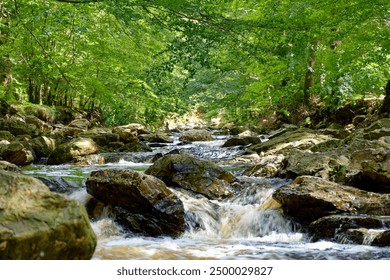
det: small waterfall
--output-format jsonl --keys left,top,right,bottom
{"left": 176, "top": 177, "right": 301, "bottom": 243}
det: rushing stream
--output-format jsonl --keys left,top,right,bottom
{"left": 22, "top": 132, "right": 390, "bottom": 260}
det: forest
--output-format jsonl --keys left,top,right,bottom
{"left": 0, "top": 0, "right": 389, "bottom": 127}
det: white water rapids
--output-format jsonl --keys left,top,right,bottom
{"left": 22, "top": 133, "right": 390, "bottom": 260}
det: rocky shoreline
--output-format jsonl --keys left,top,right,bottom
{"left": 1, "top": 100, "right": 390, "bottom": 259}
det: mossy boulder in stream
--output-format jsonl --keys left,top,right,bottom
{"left": 0, "top": 171, "right": 97, "bottom": 259}
{"left": 145, "top": 154, "right": 236, "bottom": 200}
{"left": 86, "top": 169, "right": 185, "bottom": 237}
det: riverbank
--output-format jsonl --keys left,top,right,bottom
{"left": 1, "top": 99, "right": 390, "bottom": 259}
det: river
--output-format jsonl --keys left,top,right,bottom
{"left": 21, "top": 132, "right": 390, "bottom": 260}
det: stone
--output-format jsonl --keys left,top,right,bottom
{"left": 179, "top": 129, "right": 214, "bottom": 142}
{"left": 272, "top": 176, "right": 390, "bottom": 225}
{"left": 0, "top": 171, "right": 97, "bottom": 259}
{"left": 0, "top": 142, "right": 34, "bottom": 166}
{"left": 0, "top": 131, "right": 13, "bottom": 142}
{"left": 222, "top": 136, "right": 262, "bottom": 147}
{"left": 308, "top": 214, "right": 390, "bottom": 242}
{"left": 117, "top": 141, "right": 152, "bottom": 152}
{"left": 112, "top": 125, "right": 138, "bottom": 143}
{"left": 139, "top": 132, "right": 174, "bottom": 143}
{"left": 86, "top": 169, "right": 185, "bottom": 237}
{"left": 145, "top": 154, "right": 236, "bottom": 200}
{"left": 47, "top": 137, "right": 99, "bottom": 165}
{"left": 363, "top": 118, "right": 390, "bottom": 140}
{"left": 247, "top": 128, "right": 335, "bottom": 156}
{"left": 26, "top": 136, "right": 57, "bottom": 163}
{"left": 0, "top": 161, "right": 20, "bottom": 172}
{"left": 243, "top": 155, "right": 285, "bottom": 178}
{"left": 68, "top": 118, "right": 91, "bottom": 130}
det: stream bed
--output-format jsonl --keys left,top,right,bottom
{"left": 22, "top": 132, "right": 390, "bottom": 260}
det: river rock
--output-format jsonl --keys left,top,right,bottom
{"left": 363, "top": 118, "right": 390, "bottom": 140}
{"left": 346, "top": 148, "right": 390, "bottom": 193}
{"left": 112, "top": 125, "right": 138, "bottom": 143}
{"left": 0, "top": 142, "right": 34, "bottom": 166}
{"left": 0, "top": 116, "right": 40, "bottom": 137}
{"left": 51, "top": 125, "right": 84, "bottom": 138}
{"left": 26, "top": 136, "right": 57, "bottom": 163}
{"left": 342, "top": 228, "right": 390, "bottom": 246}
{"left": 47, "top": 137, "right": 99, "bottom": 165}
{"left": 68, "top": 118, "right": 91, "bottom": 130}
{"left": 243, "top": 154, "right": 285, "bottom": 178}
{"left": 145, "top": 154, "right": 236, "bottom": 199}
{"left": 308, "top": 214, "right": 390, "bottom": 243}
{"left": 0, "top": 160, "right": 20, "bottom": 172}
{"left": 278, "top": 149, "right": 349, "bottom": 181}
{"left": 139, "top": 132, "right": 174, "bottom": 143}
{"left": 222, "top": 136, "right": 262, "bottom": 147}
{"left": 179, "top": 129, "right": 214, "bottom": 142}
{"left": 25, "top": 115, "right": 53, "bottom": 134}
{"left": 272, "top": 176, "right": 390, "bottom": 225}
{"left": 247, "top": 128, "right": 335, "bottom": 156}
{"left": 86, "top": 169, "right": 185, "bottom": 237}
{"left": 0, "top": 171, "right": 97, "bottom": 259}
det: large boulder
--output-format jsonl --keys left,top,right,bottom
{"left": 68, "top": 118, "right": 91, "bottom": 130}
{"left": 272, "top": 176, "right": 390, "bottom": 225}
{"left": 308, "top": 214, "right": 390, "bottom": 244}
{"left": 145, "top": 154, "right": 236, "bottom": 200}
{"left": 247, "top": 128, "right": 336, "bottom": 156}
{"left": 112, "top": 125, "right": 138, "bottom": 143}
{"left": 363, "top": 118, "right": 390, "bottom": 140}
{"left": 86, "top": 169, "right": 185, "bottom": 237}
{"left": 278, "top": 149, "right": 349, "bottom": 181}
{"left": 179, "top": 129, "right": 214, "bottom": 142}
{"left": 0, "top": 160, "right": 20, "bottom": 172}
{"left": 346, "top": 148, "right": 390, "bottom": 193}
{"left": 0, "top": 171, "right": 97, "bottom": 259}
{"left": 243, "top": 154, "right": 285, "bottom": 178}
{"left": 26, "top": 136, "right": 57, "bottom": 163}
{"left": 47, "top": 137, "right": 99, "bottom": 165}
{"left": 0, "top": 116, "right": 40, "bottom": 137}
{"left": 0, "top": 142, "right": 34, "bottom": 166}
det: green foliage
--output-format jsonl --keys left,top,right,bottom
{"left": 0, "top": 0, "right": 388, "bottom": 126}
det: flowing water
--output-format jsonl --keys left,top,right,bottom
{"left": 22, "top": 132, "right": 390, "bottom": 260}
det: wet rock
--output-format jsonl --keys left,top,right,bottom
{"left": 139, "top": 132, "right": 174, "bottom": 143}
{"left": 47, "top": 137, "right": 99, "bottom": 165}
{"left": 243, "top": 154, "right": 285, "bottom": 178}
{"left": 0, "top": 171, "right": 97, "bottom": 259}
{"left": 340, "top": 228, "right": 390, "bottom": 246}
{"left": 308, "top": 214, "right": 390, "bottom": 242}
{"left": 279, "top": 149, "right": 349, "bottom": 181}
{"left": 0, "top": 142, "right": 34, "bottom": 166}
{"left": 179, "top": 129, "right": 214, "bottom": 142}
{"left": 247, "top": 128, "right": 335, "bottom": 156}
{"left": 145, "top": 154, "right": 236, "bottom": 200}
{"left": 86, "top": 169, "right": 185, "bottom": 237}
{"left": 222, "top": 136, "right": 262, "bottom": 147}
{"left": 272, "top": 176, "right": 390, "bottom": 225}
